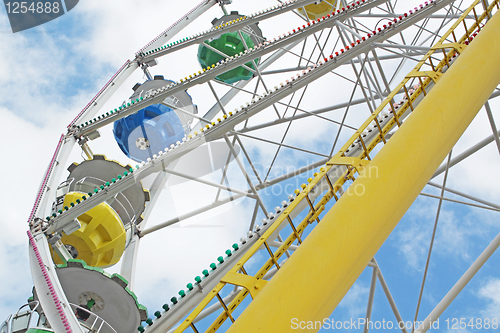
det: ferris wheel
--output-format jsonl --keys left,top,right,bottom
{"left": 2, "top": 0, "right": 500, "bottom": 332}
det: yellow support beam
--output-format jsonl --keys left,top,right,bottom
{"left": 221, "top": 272, "right": 268, "bottom": 298}
{"left": 228, "top": 9, "right": 500, "bottom": 333}
{"left": 406, "top": 69, "right": 442, "bottom": 83}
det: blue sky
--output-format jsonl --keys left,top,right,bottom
{"left": 0, "top": 0, "right": 499, "bottom": 332}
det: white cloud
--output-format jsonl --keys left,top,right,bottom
{"left": 395, "top": 198, "right": 496, "bottom": 274}
{"left": 478, "top": 278, "right": 500, "bottom": 321}
{"left": 0, "top": 108, "right": 70, "bottom": 320}
{"left": 337, "top": 282, "right": 370, "bottom": 320}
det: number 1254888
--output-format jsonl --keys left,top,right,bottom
{"left": 5, "top": 2, "right": 60, "bottom": 14}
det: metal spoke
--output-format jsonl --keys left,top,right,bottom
{"left": 329, "top": 45, "right": 372, "bottom": 155}
{"left": 140, "top": 193, "right": 246, "bottom": 237}
{"left": 433, "top": 128, "right": 500, "bottom": 177}
{"left": 485, "top": 101, "right": 500, "bottom": 154}
{"left": 229, "top": 131, "right": 330, "bottom": 158}
{"left": 363, "top": 264, "right": 378, "bottom": 333}
{"left": 224, "top": 135, "right": 269, "bottom": 216}
{"left": 373, "top": 258, "right": 408, "bottom": 333}
{"left": 412, "top": 151, "right": 453, "bottom": 332}
{"left": 263, "top": 85, "right": 310, "bottom": 181}
{"left": 419, "top": 192, "right": 500, "bottom": 212}
{"left": 427, "top": 181, "right": 500, "bottom": 210}
{"left": 214, "top": 135, "right": 238, "bottom": 202}
{"left": 415, "top": 230, "right": 500, "bottom": 333}
{"left": 237, "top": 30, "right": 282, "bottom": 118}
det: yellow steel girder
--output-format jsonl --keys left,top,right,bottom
{"left": 227, "top": 4, "right": 500, "bottom": 333}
